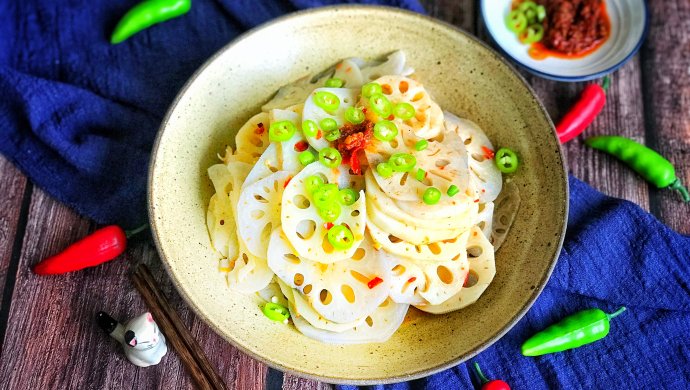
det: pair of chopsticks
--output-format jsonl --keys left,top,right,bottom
{"left": 131, "top": 264, "right": 227, "bottom": 390}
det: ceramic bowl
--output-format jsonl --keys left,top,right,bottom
{"left": 481, "top": 0, "right": 648, "bottom": 81}
{"left": 149, "top": 5, "right": 568, "bottom": 384}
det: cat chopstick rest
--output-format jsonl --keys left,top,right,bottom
{"left": 96, "top": 311, "right": 168, "bottom": 367}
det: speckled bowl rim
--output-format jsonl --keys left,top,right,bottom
{"left": 148, "top": 5, "right": 569, "bottom": 385}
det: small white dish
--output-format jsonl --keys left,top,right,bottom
{"left": 481, "top": 0, "right": 648, "bottom": 81}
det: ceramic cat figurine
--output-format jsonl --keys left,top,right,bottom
{"left": 97, "top": 311, "right": 168, "bottom": 367}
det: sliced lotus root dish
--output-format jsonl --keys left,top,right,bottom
{"left": 443, "top": 112, "right": 503, "bottom": 203}
{"left": 233, "top": 112, "right": 271, "bottom": 163}
{"left": 268, "top": 229, "right": 390, "bottom": 324}
{"left": 204, "top": 53, "right": 521, "bottom": 343}
{"left": 281, "top": 163, "right": 366, "bottom": 262}
{"left": 416, "top": 226, "right": 496, "bottom": 314}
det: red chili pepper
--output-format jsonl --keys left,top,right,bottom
{"left": 367, "top": 276, "right": 383, "bottom": 289}
{"left": 387, "top": 115, "right": 395, "bottom": 120}
{"left": 316, "top": 130, "right": 323, "bottom": 140}
{"left": 324, "top": 222, "right": 334, "bottom": 230}
{"left": 473, "top": 362, "right": 510, "bottom": 390}
{"left": 407, "top": 277, "right": 416, "bottom": 283}
{"left": 481, "top": 146, "right": 495, "bottom": 160}
{"left": 463, "top": 272, "right": 470, "bottom": 287}
{"left": 557, "top": 76, "right": 609, "bottom": 143}
{"left": 294, "top": 140, "right": 309, "bottom": 152}
{"left": 33, "top": 224, "right": 148, "bottom": 275}
{"left": 254, "top": 122, "right": 265, "bottom": 134}
{"left": 349, "top": 148, "right": 363, "bottom": 175}
{"left": 283, "top": 176, "right": 292, "bottom": 188}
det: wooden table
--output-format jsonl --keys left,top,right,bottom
{"left": 0, "top": 2, "right": 687, "bottom": 389}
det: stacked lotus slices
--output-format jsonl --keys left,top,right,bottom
{"left": 206, "top": 51, "right": 520, "bottom": 344}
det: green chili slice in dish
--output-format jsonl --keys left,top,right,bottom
{"left": 327, "top": 225, "right": 354, "bottom": 250}
{"left": 269, "top": 121, "right": 296, "bottom": 142}
{"left": 319, "top": 147, "right": 342, "bottom": 168}
{"left": 389, "top": 153, "right": 416, "bottom": 172}
{"left": 373, "top": 121, "right": 398, "bottom": 142}
{"left": 313, "top": 91, "right": 340, "bottom": 113}
{"left": 495, "top": 147, "right": 519, "bottom": 173}
{"left": 262, "top": 302, "right": 290, "bottom": 322}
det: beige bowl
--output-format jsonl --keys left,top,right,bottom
{"left": 148, "top": 5, "right": 568, "bottom": 384}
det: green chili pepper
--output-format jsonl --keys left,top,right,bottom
{"left": 373, "top": 121, "right": 398, "bottom": 142}
{"left": 376, "top": 162, "right": 394, "bottom": 178}
{"left": 111, "top": 0, "right": 192, "bottom": 44}
{"left": 313, "top": 91, "right": 340, "bottom": 113}
{"left": 304, "top": 175, "right": 324, "bottom": 194}
{"left": 345, "top": 107, "right": 365, "bottom": 124}
{"left": 320, "top": 118, "right": 338, "bottom": 132}
{"left": 362, "top": 82, "right": 382, "bottom": 98}
{"left": 447, "top": 184, "right": 459, "bottom": 197}
{"left": 389, "top": 153, "right": 416, "bottom": 172}
{"left": 319, "top": 147, "right": 342, "bottom": 168}
{"left": 585, "top": 136, "right": 690, "bottom": 202}
{"left": 327, "top": 225, "right": 354, "bottom": 250}
{"left": 415, "top": 139, "right": 428, "bottom": 151}
{"left": 302, "top": 120, "right": 319, "bottom": 138}
{"left": 338, "top": 188, "right": 359, "bottom": 206}
{"left": 318, "top": 202, "right": 341, "bottom": 222}
{"left": 325, "top": 129, "right": 341, "bottom": 142}
{"left": 269, "top": 121, "right": 296, "bottom": 142}
{"left": 262, "top": 302, "right": 290, "bottom": 322}
{"left": 495, "top": 148, "right": 519, "bottom": 173}
{"left": 298, "top": 151, "right": 316, "bottom": 166}
{"left": 521, "top": 307, "right": 627, "bottom": 356}
{"left": 393, "top": 102, "right": 416, "bottom": 120}
{"left": 312, "top": 183, "right": 339, "bottom": 208}
{"left": 325, "top": 78, "right": 344, "bottom": 88}
{"left": 369, "top": 93, "right": 392, "bottom": 118}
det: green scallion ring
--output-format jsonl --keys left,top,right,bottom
{"left": 415, "top": 168, "right": 426, "bottom": 182}
{"left": 447, "top": 184, "right": 460, "bottom": 197}
{"left": 302, "top": 120, "right": 319, "bottom": 138}
{"left": 318, "top": 147, "right": 342, "bottom": 168}
{"left": 269, "top": 120, "right": 296, "bottom": 142}
{"left": 393, "top": 102, "right": 416, "bottom": 120}
{"left": 345, "top": 107, "right": 365, "bottom": 124}
{"left": 423, "top": 187, "right": 442, "bottom": 205}
{"left": 325, "top": 78, "right": 344, "bottom": 88}
{"left": 369, "top": 93, "right": 392, "bottom": 117}
{"left": 373, "top": 120, "right": 398, "bottom": 142}
{"left": 313, "top": 91, "right": 340, "bottom": 113}
{"left": 362, "top": 82, "right": 382, "bottom": 98}
{"left": 389, "top": 153, "right": 417, "bottom": 172}
{"left": 376, "top": 162, "right": 394, "bottom": 178}
{"left": 298, "top": 150, "right": 316, "bottom": 166}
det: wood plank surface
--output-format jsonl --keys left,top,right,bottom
{"left": 0, "top": 2, "right": 688, "bottom": 390}
{"left": 640, "top": 0, "right": 690, "bottom": 234}
{"left": 0, "top": 187, "right": 266, "bottom": 389}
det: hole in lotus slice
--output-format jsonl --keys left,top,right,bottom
{"left": 250, "top": 209, "right": 265, "bottom": 220}
{"left": 296, "top": 220, "right": 316, "bottom": 240}
{"left": 467, "top": 245, "right": 483, "bottom": 258}
{"left": 293, "top": 195, "right": 310, "bottom": 209}
{"left": 267, "top": 229, "right": 392, "bottom": 323}
{"left": 294, "top": 273, "right": 304, "bottom": 286}
{"left": 235, "top": 112, "right": 270, "bottom": 160}
{"left": 319, "top": 289, "right": 333, "bottom": 305}
{"left": 464, "top": 270, "right": 479, "bottom": 287}
{"left": 281, "top": 163, "right": 365, "bottom": 262}
{"left": 437, "top": 266, "right": 454, "bottom": 284}
{"left": 284, "top": 253, "right": 300, "bottom": 265}
{"left": 392, "top": 265, "right": 406, "bottom": 276}
{"left": 365, "top": 316, "right": 374, "bottom": 327}
{"left": 399, "top": 81, "right": 409, "bottom": 93}
{"left": 382, "top": 84, "right": 393, "bottom": 94}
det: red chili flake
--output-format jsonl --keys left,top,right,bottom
{"left": 481, "top": 146, "right": 495, "bottom": 160}
{"left": 283, "top": 176, "right": 292, "bottom": 188}
{"left": 387, "top": 115, "right": 395, "bottom": 120}
{"left": 362, "top": 108, "right": 367, "bottom": 114}
{"left": 254, "top": 126, "right": 265, "bottom": 135}
{"left": 294, "top": 140, "right": 309, "bottom": 152}
{"left": 316, "top": 130, "right": 323, "bottom": 140}
{"left": 473, "top": 231, "right": 478, "bottom": 237}
{"left": 439, "top": 165, "right": 445, "bottom": 170}
{"left": 474, "top": 199, "right": 480, "bottom": 203}
{"left": 367, "top": 277, "right": 383, "bottom": 289}
{"left": 349, "top": 148, "right": 363, "bottom": 175}
{"left": 324, "top": 222, "right": 334, "bottom": 230}
{"left": 407, "top": 277, "right": 417, "bottom": 283}
{"left": 346, "top": 67, "right": 352, "bottom": 73}
{"left": 335, "top": 63, "right": 343, "bottom": 70}
{"left": 481, "top": 189, "right": 486, "bottom": 193}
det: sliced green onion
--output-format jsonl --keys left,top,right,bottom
{"left": 447, "top": 184, "right": 460, "bottom": 197}
{"left": 518, "top": 1, "right": 538, "bottom": 13}
{"left": 393, "top": 102, "right": 416, "bottom": 120}
{"left": 520, "top": 24, "right": 544, "bottom": 44}
{"left": 298, "top": 151, "right": 316, "bottom": 166}
{"left": 495, "top": 148, "right": 519, "bottom": 173}
{"left": 423, "top": 187, "right": 441, "bottom": 205}
{"left": 369, "top": 93, "right": 392, "bottom": 117}
{"left": 536, "top": 5, "right": 546, "bottom": 22}
{"left": 318, "top": 147, "right": 342, "bottom": 168}
{"left": 325, "top": 78, "right": 344, "bottom": 88}
{"left": 373, "top": 121, "right": 398, "bottom": 142}
{"left": 320, "top": 118, "right": 338, "bottom": 132}
{"left": 415, "top": 139, "right": 428, "bottom": 151}
{"left": 415, "top": 168, "right": 426, "bottom": 182}
{"left": 262, "top": 302, "right": 290, "bottom": 322}
{"left": 506, "top": 10, "right": 528, "bottom": 33}
{"left": 325, "top": 129, "right": 341, "bottom": 142}
{"left": 269, "top": 120, "right": 296, "bottom": 142}
{"left": 305, "top": 175, "right": 325, "bottom": 194}
{"left": 327, "top": 225, "right": 354, "bottom": 250}
{"left": 362, "top": 82, "right": 382, "bottom": 98}
{"left": 313, "top": 91, "right": 340, "bottom": 113}
{"left": 302, "top": 120, "right": 319, "bottom": 138}
{"left": 376, "top": 162, "right": 393, "bottom": 178}
{"left": 389, "top": 153, "right": 416, "bottom": 172}
{"left": 345, "top": 107, "right": 365, "bottom": 124}
{"left": 338, "top": 188, "right": 359, "bottom": 206}
{"left": 318, "top": 201, "right": 341, "bottom": 222}
{"left": 312, "top": 183, "right": 339, "bottom": 208}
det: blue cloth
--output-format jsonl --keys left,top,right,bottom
{"left": 1, "top": 1, "right": 689, "bottom": 388}
{"left": 340, "top": 177, "right": 690, "bottom": 389}
{"left": 0, "top": 0, "right": 424, "bottom": 228}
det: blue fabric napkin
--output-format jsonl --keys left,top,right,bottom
{"left": 0, "top": 0, "right": 424, "bottom": 228}
{"left": 2, "top": 1, "right": 689, "bottom": 388}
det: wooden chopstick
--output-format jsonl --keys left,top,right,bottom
{"left": 131, "top": 263, "right": 228, "bottom": 390}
